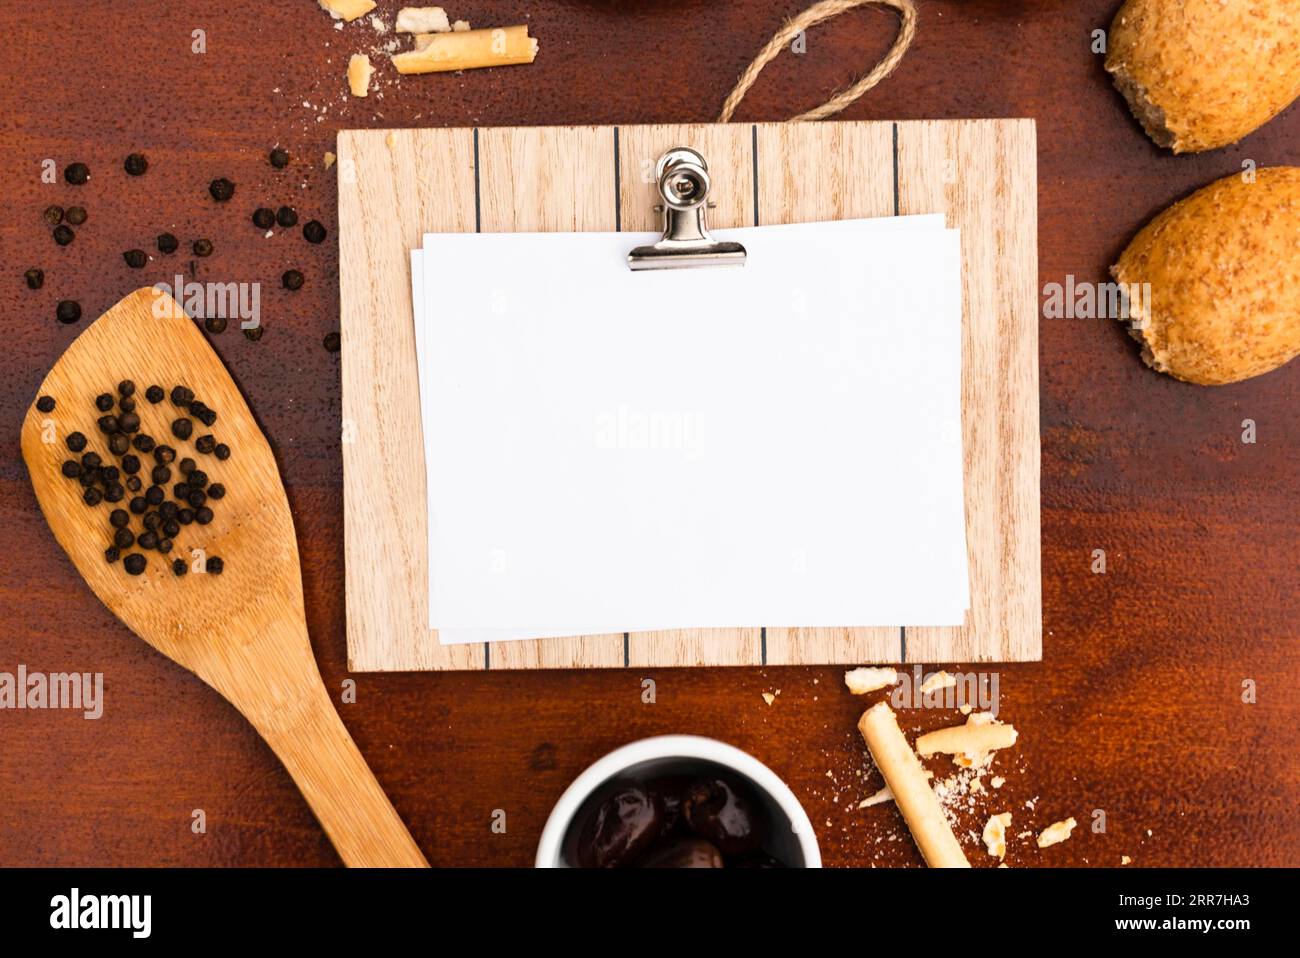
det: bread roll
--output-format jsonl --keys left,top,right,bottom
{"left": 1112, "top": 167, "right": 1300, "bottom": 385}
{"left": 1106, "top": 0, "right": 1300, "bottom": 153}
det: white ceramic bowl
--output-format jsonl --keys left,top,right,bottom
{"left": 535, "top": 735, "right": 821, "bottom": 867}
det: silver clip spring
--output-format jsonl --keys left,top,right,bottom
{"left": 627, "top": 147, "right": 747, "bottom": 271}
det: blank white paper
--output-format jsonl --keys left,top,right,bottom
{"left": 413, "top": 216, "right": 967, "bottom": 644}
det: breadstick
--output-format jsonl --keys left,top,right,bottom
{"left": 858, "top": 702, "right": 969, "bottom": 868}
{"left": 916, "top": 720, "right": 1017, "bottom": 757}
{"left": 392, "top": 25, "right": 537, "bottom": 74}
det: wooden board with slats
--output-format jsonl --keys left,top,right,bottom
{"left": 338, "top": 120, "right": 1040, "bottom": 671}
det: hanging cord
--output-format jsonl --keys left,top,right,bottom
{"left": 718, "top": 0, "right": 918, "bottom": 123}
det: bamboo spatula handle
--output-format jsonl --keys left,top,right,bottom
{"left": 257, "top": 686, "right": 429, "bottom": 868}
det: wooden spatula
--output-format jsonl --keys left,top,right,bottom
{"left": 21, "top": 287, "right": 428, "bottom": 867}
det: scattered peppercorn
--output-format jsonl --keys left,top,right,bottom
{"left": 195, "top": 436, "right": 215, "bottom": 454}
{"left": 119, "top": 412, "right": 140, "bottom": 434}
{"left": 188, "top": 489, "right": 207, "bottom": 508}
{"left": 132, "top": 433, "right": 155, "bottom": 453}
{"left": 163, "top": 520, "right": 180, "bottom": 538}
{"left": 192, "top": 405, "right": 216, "bottom": 427}
{"left": 121, "top": 454, "right": 140, "bottom": 474}
{"left": 61, "top": 460, "right": 82, "bottom": 478}
{"left": 177, "top": 508, "right": 194, "bottom": 525}
{"left": 209, "top": 178, "right": 235, "bottom": 202}
{"left": 303, "top": 220, "right": 327, "bottom": 244}
{"left": 214, "top": 443, "right": 230, "bottom": 460}
{"left": 204, "top": 315, "right": 228, "bottom": 334}
{"left": 323, "top": 331, "right": 341, "bottom": 352}
{"left": 138, "top": 530, "right": 159, "bottom": 551}
{"left": 97, "top": 414, "right": 119, "bottom": 434}
{"left": 172, "top": 558, "right": 187, "bottom": 576}
{"left": 24, "top": 268, "right": 45, "bottom": 290}
{"left": 269, "top": 147, "right": 290, "bottom": 168}
{"left": 105, "top": 546, "right": 121, "bottom": 564}
{"left": 64, "top": 162, "right": 90, "bottom": 185}
{"left": 64, "top": 207, "right": 87, "bottom": 226}
{"left": 36, "top": 395, "right": 56, "bottom": 412}
{"left": 56, "top": 301, "right": 82, "bottom": 324}
{"left": 174, "top": 482, "right": 192, "bottom": 501}
{"left": 144, "top": 485, "right": 164, "bottom": 506}
{"left": 157, "top": 233, "right": 178, "bottom": 254}
{"left": 160, "top": 501, "right": 179, "bottom": 520}
{"left": 129, "top": 496, "right": 147, "bottom": 515}
{"left": 151, "top": 464, "right": 172, "bottom": 484}
{"left": 104, "top": 483, "right": 124, "bottom": 503}
{"left": 145, "top": 384, "right": 164, "bottom": 403}
{"left": 95, "top": 393, "right": 114, "bottom": 412}
{"left": 172, "top": 418, "right": 193, "bottom": 440}
{"left": 170, "top": 385, "right": 194, "bottom": 406}
{"left": 195, "top": 507, "right": 214, "bottom": 525}
{"left": 83, "top": 487, "right": 103, "bottom": 506}
{"left": 125, "top": 475, "right": 142, "bottom": 492}
{"left": 243, "top": 324, "right": 264, "bottom": 342}
{"left": 81, "top": 452, "right": 101, "bottom": 469}
{"left": 114, "top": 527, "right": 135, "bottom": 550}
{"left": 66, "top": 431, "right": 87, "bottom": 452}
{"left": 252, "top": 207, "right": 276, "bottom": 230}
{"left": 43, "top": 205, "right": 64, "bottom": 226}
{"left": 101, "top": 465, "right": 119, "bottom": 484}
{"left": 53, "top": 225, "right": 75, "bottom": 246}
{"left": 142, "top": 513, "right": 161, "bottom": 532}
{"left": 208, "top": 483, "right": 226, "bottom": 500}
{"left": 193, "top": 239, "right": 213, "bottom": 257}
{"left": 109, "top": 508, "right": 130, "bottom": 528}
{"left": 123, "top": 249, "right": 148, "bottom": 269}
{"left": 119, "top": 396, "right": 136, "bottom": 413}
{"left": 179, "top": 458, "right": 195, "bottom": 475}
{"left": 282, "top": 269, "right": 304, "bottom": 291}
{"left": 124, "top": 153, "right": 149, "bottom": 176}
{"left": 276, "top": 206, "right": 298, "bottom": 228}
{"left": 123, "top": 553, "right": 146, "bottom": 575}
{"left": 153, "top": 444, "right": 175, "bottom": 463}
{"left": 158, "top": 539, "right": 174, "bottom": 554}
{"left": 188, "top": 469, "right": 208, "bottom": 489}
{"left": 108, "top": 433, "right": 130, "bottom": 455}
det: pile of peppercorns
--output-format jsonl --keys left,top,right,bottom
{"left": 25, "top": 148, "right": 340, "bottom": 351}
{"left": 43, "top": 380, "right": 230, "bottom": 579}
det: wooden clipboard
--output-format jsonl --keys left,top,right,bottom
{"left": 338, "top": 120, "right": 1039, "bottom": 671}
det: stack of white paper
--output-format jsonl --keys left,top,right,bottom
{"left": 411, "top": 215, "right": 968, "bottom": 645}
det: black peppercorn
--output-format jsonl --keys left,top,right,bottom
{"left": 43, "top": 205, "right": 64, "bottom": 226}
{"left": 195, "top": 436, "right": 215, "bottom": 455}
{"left": 105, "top": 546, "right": 120, "bottom": 564}
{"left": 24, "top": 267, "right": 45, "bottom": 290}
{"left": 81, "top": 452, "right": 101, "bottom": 469}
{"left": 124, "top": 153, "right": 149, "bottom": 176}
{"left": 151, "top": 464, "right": 172, "bottom": 484}
{"left": 123, "top": 553, "right": 146, "bottom": 575}
{"left": 145, "top": 384, "right": 165, "bottom": 403}
{"left": 193, "top": 406, "right": 216, "bottom": 427}
{"left": 177, "top": 508, "right": 194, "bottom": 525}
{"left": 158, "top": 538, "right": 174, "bottom": 554}
{"left": 153, "top": 444, "right": 175, "bottom": 464}
{"left": 97, "top": 415, "right": 119, "bottom": 434}
{"left": 172, "top": 558, "right": 187, "bottom": 576}
{"left": 173, "top": 482, "right": 192, "bottom": 501}
{"left": 133, "top": 433, "right": 156, "bottom": 453}
{"left": 142, "top": 513, "right": 161, "bottom": 532}
{"left": 170, "top": 385, "right": 194, "bottom": 406}
{"left": 323, "top": 331, "right": 341, "bottom": 352}
{"left": 138, "top": 530, "right": 159, "bottom": 551}
{"left": 114, "top": 527, "right": 135, "bottom": 549}
{"left": 159, "top": 501, "right": 179, "bottom": 520}
{"left": 118, "top": 412, "right": 141, "bottom": 434}
{"left": 179, "top": 457, "right": 195, "bottom": 475}
{"left": 243, "top": 325, "right": 264, "bottom": 342}
{"left": 188, "top": 470, "right": 208, "bottom": 489}
{"left": 303, "top": 220, "right": 327, "bottom": 244}
{"left": 171, "top": 418, "right": 193, "bottom": 440}
{"left": 36, "top": 395, "right": 56, "bottom": 412}
{"left": 95, "top": 393, "right": 114, "bottom": 412}
{"left": 144, "top": 485, "right": 165, "bottom": 506}
{"left": 64, "top": 206, "right": 87, "bottom": 226}
{"left": 205, "top": 555, "right": 223, "bottom": 574}
{"left": 163, "top": 520, "right": 180, "bottom": 539}
{"left": 252, "top": 207, "right": 276, "bottom": 230}
{"left": 195, "top": 507, "right": 214, "bottom": 525}
{"left": 129, "top": 496, "right": 147, "bottom": 514}
{"left": 104, "top": 483, "right": 125, "bottom": 503}
{"left": 56, "top": 301, "right": 82, "bottom": 324}
{"left": 100, "top": 465, "right": 119, "bottom": 484}
{"left": 157, "top": 233, "right": 178, "bottom": 254}
{"left": 83, "top": 487, "right": 102, "bottom": 506}
{"left": 207, "top": 482, "right": 226, "bottom": 500}
{"left": 188, "top": 489, "right": 207, "bottom": 508}
{"left": 61, "top": 460, "right": 82, "bottom": 478}
{"left": 204, "top": 316, "right": 227, "bottom": 334}
{"left": 214, "top": 443, "right": 230, "bottom": 460}
{"left": 66, "top": 432, "right": 87, "bottom": 452}
{"left": 110, "top": 508, "right": 129, "bottom": 528}
{"left": 123, "top": 249, "right": 148, "bottom": 269}
{"left": 79, "top": 470, "right": 98, "bottom": 487}
{"left": 108, "top": 433, "right": 129, "bottom": 455}
{"left": 119, "top": 396, "right": 136, "bottom": 413}
{"left": 64, "top": 162, "right": 90, "bottom": 185}
{"left": 275, "top": 206, "right": 298, "bottom": 228}
{"left": 269, "top": 147, "right": 290, "bottom": 168}
{"left": 282, "top": 269, "right": 304, "bottom": 291}
{"left": 53, "top": 225, "right": 75, "bottom": 246}
{"left": 208, "top": 178, "right": 235, "bottom": 202}
{"left": 193, "top": 239, "right": 213, "bottom": 257}
{"left": 125, "top": 476, "right": 142, "bottom": 492}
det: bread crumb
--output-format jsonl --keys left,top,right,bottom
{"left": 1036, "top": 817, "right": 1076, "bottom": 849}
{"left": 318, "top": 0, "right": 377, "bottom": 23}
{"left": 453, "top": 19, "right": 470, "bottom": 31}
{"left": 982, "top": 812, "right": 1011, "bottom": 860}
{"left": 991, "top": 775, "right": 1005, "bottom": 789}
{"left": 324, "top": 151, "right": 337, "bottom": 169}
{"left": 1121, "top": 855, "right": 1132, "bottom": 865}
{"left": 762, "top": 691, "right": 776, "bottom": 706}
{"left": 844, "top": 667, "right": 898, "bottom": 694}
{"left": 396, "top": 6, "right": 450, "bottom": 33}
{"left": 347, "top": 54, "right": 373, "bottom": 97}
{"left": 920, "top": 670, "right": 956, "bottom": 694}
{"left": 858, "top": 785, "right": 894, "bottom": 808}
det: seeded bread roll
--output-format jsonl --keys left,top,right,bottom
{"left": 1112, "top": 167, "right": 1300, "bottom": 385}
{"left": 1106, "top": 0, "right": 1300, "bottom": 153}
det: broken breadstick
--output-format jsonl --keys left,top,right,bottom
{"left": 916, "top": 718, "right": 1018, "bottom": 757}
{"left": 982, "top": 812, "right": 1011, "bottom": 860}
{"left": 392, "top": 24, "right": 538, "bottom": 74}
{"left": 396, "top": 6, "right": 450, "bottom": 34}
{"left": 347, "top": 54, "right": 373, "bottom": 97}
{"left": 844, "top": 666, "right": 897, "bottom": 695}
{"left": 317, "top": 0, "right": 376, "bottom": 23}
{"left": 1037, "top": 817, "right": 1077, "bottom": 849}
{"left": 858, "top": 702, "right": 970, "bottom": 868}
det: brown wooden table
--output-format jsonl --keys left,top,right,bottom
{"left": 1, "top": 0, "right": 1296, "bottom": 868}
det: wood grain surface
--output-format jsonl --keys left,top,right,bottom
{"left": 0, "top": 0, "right": 1297, "bottom": 868}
